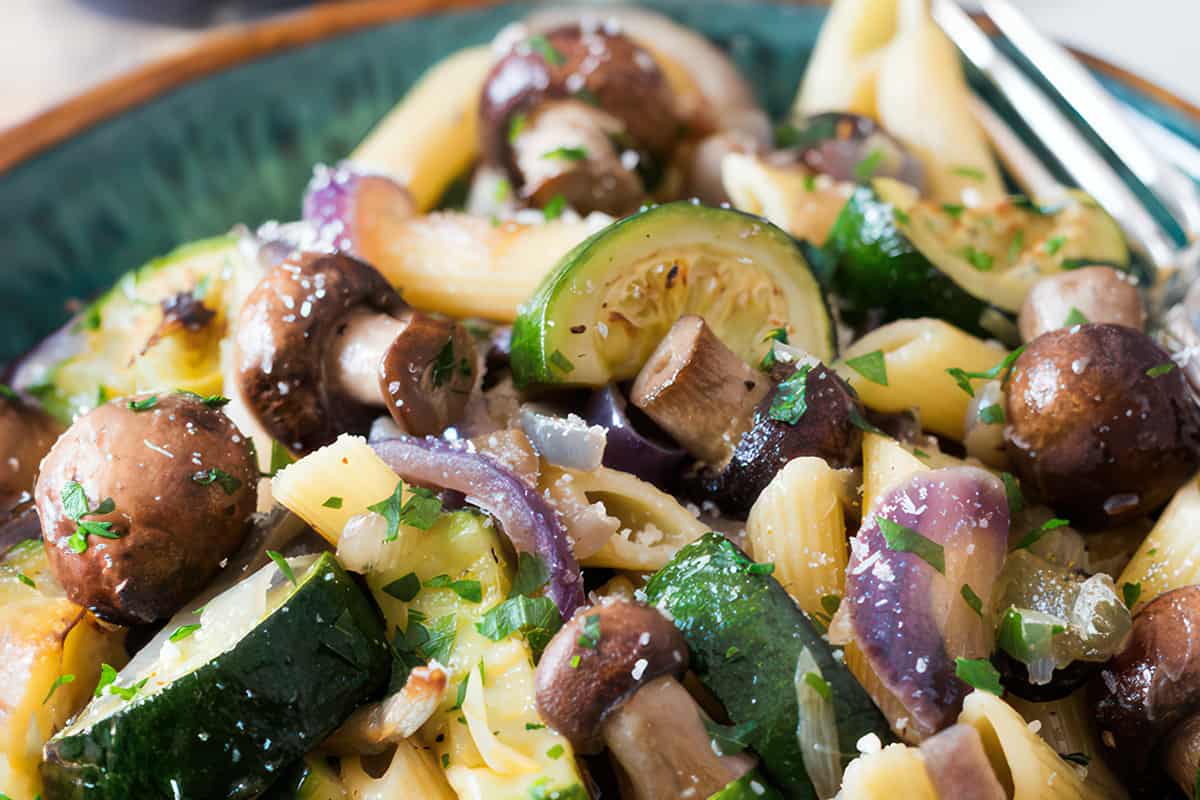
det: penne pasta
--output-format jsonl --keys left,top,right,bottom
{"left": 793, "top": 0, "right": 1004, "bottom": 205}
{"left": 861, "top": 431, "right": 961, "bottom": 517}
{"left": 1117, "top": 473, "right": 1200, "bottom": 607}
{"left": 341, "top": 739, "right": 456, "bottom": 800}
{"left": 351, "top": 46, "right": 494, "bottom": 211}
{"left": 959, "top": 690, "right": 1103, "bottom": 800}
{"left": 835, "top": 318, "right": 1009, "bottom": 441}
{"left": 746, "top": 457, "right": 849, "bottom": 618}
{"left": 1007, "top": 693, "right": 1129, "bottom": 800}
{"left": 721, "top": 153, "right": 854, "bottom": 246}
{"left": 839, "top": 742, "right": 938, "bottom": 799}
{"left": 540, "top": 463, "right": 709, "bottom": 571}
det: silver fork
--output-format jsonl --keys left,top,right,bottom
{"left": 931, "top": 0, "right": 1200, "bottom": 311}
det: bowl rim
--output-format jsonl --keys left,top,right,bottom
{"left": 0, "top": 0, "right": 1196, "bottom": 176}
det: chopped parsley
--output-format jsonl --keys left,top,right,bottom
{"left": 494, "top": 177, "right": 511, "bottom": 202}
{"left": 1001, "top": 472, "right": 1025, "bottom": 513}
{"left": 508, "top": 112, "right": 529, "bottom": 143}
{"left": 803, "top": 671, "right": 832, "bottom": 701}
{"left": 43, "top": 673, "right": 75, "bottom": 704}
{"left": 1013, "top": 518, "right": 1070, "bottom": 551}
{"left": 1063, "top": 307, "right": 1089, "bottom": 327}
{"left": 703, "top": 718, "right": 757, "bottom": 757}
{"left": 1147, "top": 362, "right": 1177, "bottom": 378}
{"left": 877, "top": 517, "right": 945, "bottom": 574}
{"left": 267, "top": 550, "right": 297, "bottom": 586}
{"left": 941, "top": 203, "right": 965, "bottom": 218}
{"left": 548, "top": 349, "right": 575, "bottom": 374}
{"left": 820, "top": 594, "right": 841, "bottom": 617}
{"left": 431, "top": 337, "right": 458, "bottom": 388}
{"left": 543, "top": 194, "right": 567, "bottom": 221}
{"left": 759, "top": 328, "right": 789, "bottom": 371}
{"left": 17, "top": 572, "right": 35, "bottom": 589}
{"left": 952, "top": 165, "right": 987, "bottom": 181}
{"left": 511, "top": 552, "right": 551, "bottom": 597}
{"left": 169, "top": 623, "right": 201, "bottom": 642}
{"left": 954, "top": 657, "right": 1003, "bottom": 695}
{"left": 1044, "top": 235, "right": 1067, "bottom": 256}
{"left": 978, "top": 404, "right": 1006, "bottom": 425}
{"left": 475, "top": 594, "right": 561, "bottom": 655}
{"left": 526, "top": 722, "right": 546, "bottom": 730}
{"left": 175, "top": 389, "right": 230, "bottom": 408}
{"left": 546, "top": 744, "right": 565, "bottom": 760}
{"left": 322, "top": 496, "right": 344, "bottom": 509}
{"left": 803, "top": 173, "right": 817, "bottom": 192}
{"left": 1008, "top": 229, "right": 1026, "bottom": 264}
{"left": 853, "top": 148, "right": 885, "bottom": 182}
{"left": 542, "top": 146, "right": 589, "bottom": 162}
{"left": 848, "top": 408, "right": 886, "bottom": 435}
{"left": 62, "top": 480, "right": 118, "bottom": 554}
{"left": 369, "top": 481, "right": 443, "bottom": 541}
{"left": 945, "top": 345, "right": 1027, "bottom": 397}
{"left": 382, "top": 572, "right": 422, "bottom": 602}
{"left": 0, "top": 383, "right": 17, "bottom": 401}
{"left": 768, "top": 364, "right": 812, "bottom": 424}
{"left": 576, "top": 613, "right": 601, "bottom": 649}
{"left": 127, "top": 395, "right": 159, "bottom": 412}
{"left": 747, "top": 561, "right": 775, "bottom": 576}
{"left": 570, "top": 654, "right": 581, "bottom": 669}
{"left": 1060, "top": 752, "right": 1091, "bottom": 767}
{"left": 192, "top": 468, "right": 242, "bottom": 496}
{"left": 997, "top": 607, "right": 1066, "bottom": 664}
{"left": 266, "top": 440, "right": 295, "bottom": 477}
{"left": 962, "top": 245, "right": 995, "bottom": 272}
{"left": 845, "top": 350, "right": 888, "bottom": 386}
{"left": 893, "top": 207, "right": 912, "bottom": 226}
{"left": 425, "top": 574, "right": 483, "bottom": 604}
{"left": 528, "top": 34, "right": 564, "bottom": 65}
{"left": 1122, "top": 581, "right": 1142, "bottom": 609}
{"left": 961, "top": 584, "right": 984, "bottom": 616}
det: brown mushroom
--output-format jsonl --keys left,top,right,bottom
{"left": 234, "top": 251, "right": 477, "bottom": 454}
{"left": 478, "top": 24, "right": 680, "bottom": 215}
{"left": 535, "top": 598, "right": 755, "bottom": 800}
{"left": 0, "top": 389, "right": 61, "bottom": 511}
{"left": 1018, "top": 266, "right": 1145, "bottom": 343}
{"left": 34, "top": 392, "right": 258, "bottom": 625}
{"left": 1004, "top": 323, "right": 1200, "bottom": 529}
{"left": 631, "top": 316, "right": 861, "bottom": 514}
{"left": 1092, "top": 585, "right": 1200, "bottom": 795}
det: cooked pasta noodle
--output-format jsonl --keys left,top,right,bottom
{"left": 1007, "top": 693, "right": 1129, "bottom": 800}
{"left": 839, "top": 742, "right": 938, "bottom": 799}
{"left": 746, "top": 457, "right": 849, "bottom": 617}
{"left": 341, "top": 740, "right": 456, "bottom": 800}
{"left": 835, "top": 318, "right": 1009, "bottom": 440}
{"left": 861, "top": 431, "right": 960, "bottom": 517}
{"left": 721, "top": 152, "right": 854, "bottom": 245}
{"left": 1117, "top": 474, "right": 1200, "bottom": 607}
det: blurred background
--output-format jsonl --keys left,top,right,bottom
{"left": 2, "top": 0, "right": 1192, "bottom": 133}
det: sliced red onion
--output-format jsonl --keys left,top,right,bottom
{"left": 5, "top": 315, "right": 84, "bottom": 393}
{"left": 519, "top": 404, "right": 607, "bottom": 472}
{"left": 846, "top": 466, "right": 1009, "bottom": 737}
{"left": 782, "top": 113, "right": 925, "bottom": 193}
{"left": 584, "top": 386, "right": 686, "bottom": 491}
{"left": 371, "top": 435, "right": 584, "bottom": 619}
{"left": 919, "top": 724, "right": 1006, "bottom": 800}
{"left": 302, "top": 163, "right": 415, "bottom": 256}
{"left": 0, "top": 505, "right": 40, "bottom": 558}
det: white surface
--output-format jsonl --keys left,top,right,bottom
{"left": 0, "top": 0, "right": 1195, "bottom": 133}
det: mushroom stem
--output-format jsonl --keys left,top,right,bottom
{"left": 1164, "top": 714, "right": 1200, "bottom": 796}
{"left": 630, "top": 315, "right": 769, "bottom": 464}
{"left": 329, "top": 310, "right": 408, "bottom": 407}
{"left": 601, "top": 675, "right": 755, "bottom": 800}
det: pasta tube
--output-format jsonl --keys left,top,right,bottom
{"left": 1008, "top": 693, "right": 1129, "bottom": 800}
{"left": 1118, "top": 474, "right": 1200, "bottom": 607}
{"left": 341, "top": 740, "right": 456, "bottom": 800}
{"left": 839, "top": 743, "right": 938, "bottom": 799}
{"left": 721, "top": 153, "right": 854, "bottom": 246}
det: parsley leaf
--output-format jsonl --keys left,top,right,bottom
{"left": 369, "top": 481, "right": 443, "bottom": 541}
{"left": 1147, "top": 362, "right": 1177, "bottom": 378}
{"left": 192, "top": 468, "right": 242, "bottom": 496}
{"left": 962, "top": 245, "right": 995, "bottom": 271}
{"left": 877, "top": 517, "right": 945, "bottom": 574}
{"left": 322, "top": 496, "right": 344, "bottom": 509}
{"left": 383, "top": 572, "right": 422, "bottom": 602}
{"left": 548, "top": 349, "right": 574, "bottom": 373}
{"left": 952, "top": 165, "right": 987, "bottom": 181}
{"left": 955, "top": 657, "right": 1004, "bottom": 695}
{"left": 546, "top": 744, "right": 565, "bottom": 760}
{"left": 127, "top": 395, "right": 159, "bottom": 412}
{"left": 1060, "top": 752, "right": 1091, "bottom": 767}
{"left": 267, "top": 550, "right": 297, "bottom": 586}
{"left": 266, "top": 440, "right": 295, "bottom": 477}
{"left": 542, "top": 146, "right": 589, "bottom": 162}
{"left": 175, "top": 390, "right": 230, "bottom": 408}
{"left": 44, "top": 673, "right": 75, "bottom": 704}
{"left": 1122, "top": 581, "right": 1142, "bottom": 609}
{"left": 747, "top": 562, "right": 775, "bottom": 575}
{"left": 422, "top": 614, "right": 458, "bottom": 664}
{"left": 768, "top": 364, "right": 812, "bottom": 424}
{"left": 576, "top": 613, "right": 601, "bottom": 649}
{"left": 61, "top": 481, "right": 119, "bottom": 553}
{"left": 845, "top": 350, "right": 888, "bottom": 386}
{"left": 169, "top": 623, "right": 201, "bottom": 643}
{"left": 945, "top": 346, "right": 1026, "bottom": 397}
{"left": 1063, "top": 307, "right": 1089, "bottom": 327}
{"left": 475, "top": 594, "right": 562, "bottom": 655}
{"left": 702, "top": 718, "right": 758, "bottom": 756}
{"left": 1044, "top": 235, "right": 1067, "bottom": 255}
{"left": 508, "top": 112, "right": 528, "bottom": 143}
{"left": 978, "top": 404, "right": 1006, "bottom": 425}
{"left": 961, "top": 584, "right": 984, "bottom": 616}
{"left": 0, "top": 383, "right": 17, "bottom": 401}
{"left": 1001, "top": 472, "right": 1025, "bottom": 514}
{"left": 94, "top": 663, "right": 119, "bottom": 697}
{"left": 997, "top": 607, "right": 1066, "bottom": 664}
{"left": 853, "top": 148, "right": 884, "bottom": 182}
{"left": 803, "top": 671, "right": 832, "bottom": 701}
{"left": 528, "top": 34, "right": 564, "bottom": 65}
{"left": 17, "top": 572, "right": 35, "bottom": 589}
{"left": 431, "top": 337, "right": 457, "bottom": 388}
{"left": 425, "top": 574, "right": 483, "bottom": 604}
{"left": 510, "top": 552, "right": 551, "bottom": 598}
{"left": 1013, "top": 518, "right": 1070, "bottom": 550}
{"left": 543, "top": 195, "right": 567, "bottom": 221}
{"left": 941, "top": 203, "right": 965, "bottom": 218}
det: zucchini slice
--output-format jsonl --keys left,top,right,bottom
{"left": 828, "top": 179, "right": 1130, "bottom": 337}
{"left": 645, "top": 533, "right": 893, "bottom": 800}
{"left": 511, "top": 202, "right": 834, "bottom": 386}
{"left": 41, "top": 553, "right": 389, "bottom": 800}
{"left": 29, "top": 235, "right": 241, "bottom": 423}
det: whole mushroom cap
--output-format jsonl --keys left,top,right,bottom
{"left": 0, "top": 394, "right": 61, "bottom": 507}
{"left": 236, "top": 251, "right": 405, "bottom": 454}
{"left": 478, "top": 24, "right": 680, "bottom": 180}
{"left": 35, "top": 392, "right": 258, "bottom": 625}
{"left": 535, "top": 598, "right": 688, "bottom": 753}
{"left": 1004, "top": 323, "right": 1200, "bottom": 529}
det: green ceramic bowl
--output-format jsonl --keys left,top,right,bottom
{"left": 1, "top": 0, "right": 1197, "bottom": 364}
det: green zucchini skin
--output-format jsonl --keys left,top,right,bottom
{"left": 708, "top": 772, "right": 784, "bottom": 800}
{"left": 645, "top": 533, "right": 894, "bottom": 800}
{"left": 827, "top": 186, "right": 990, "bottom": 336}
{"left": 41, "top": 554, "right": 389, "bottom": 800}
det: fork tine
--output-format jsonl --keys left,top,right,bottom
{"left": 932, "top": 0, "right": 1180, "bottom": 276}
{"left": 980, "top": 0, "right": 1200, "bottom": 243}
{"left": 967, "top": 97, "right": 1062, "bottom": 202}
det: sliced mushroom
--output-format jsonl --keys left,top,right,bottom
{"left": 235, "top": 252, "right": 477, "bottom": 454}
{"left": 34, "top": 392, "right": 259, "bottom": 625}
{"left": 918, "top": 723, "right": 1006, "bottom": 800}
{"left": 1005, "top": 323, "right": 1200, "bottom": 529}
{"left": 1092, "top": 585, "right": 1200, "bottom": 795}
{"left": 0, "top": 390, "right": 61, "bottom": 510}
{"left": 479, "top": 24, "right": 680, "bottom": 215}
{"left": 1017, "top": 266, "right": 1145, "bottom": 343}
{"left": 535, "top": 598, "right": 754, "bottom": 800}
